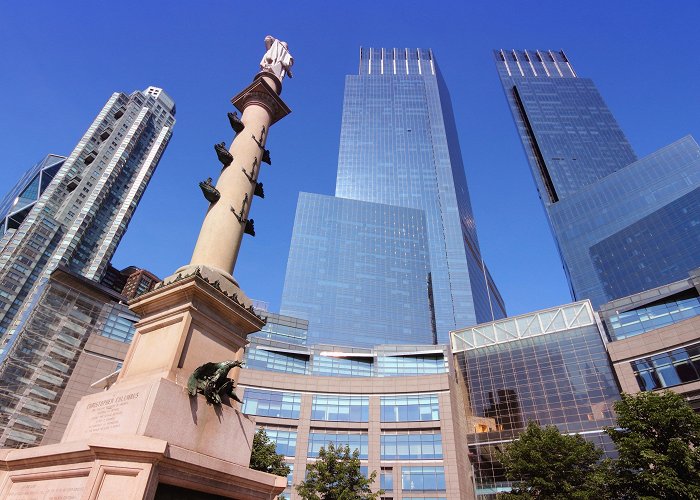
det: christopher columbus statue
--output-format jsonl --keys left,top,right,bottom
{"left": 260, "top": 35, "right": 294, "bottom": 81}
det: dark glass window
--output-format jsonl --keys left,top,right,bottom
{"left": 632, "top": 342, "right": 700, "bottom": 391}
{"left": 242, "top": 388, "right": 301, "bottom": 419}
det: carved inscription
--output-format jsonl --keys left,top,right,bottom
{"left": 7, "top": 477, "right": 87, "bottom": 499}
{"left": 85, "top": 391, "right": 140, "bottom": 434}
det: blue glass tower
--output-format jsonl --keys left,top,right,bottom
{"left": 281, "top": 48, "right": 506, "bottom": 346}
{"left": 496, "top": 49, "right": 700, "bottom": 307}
{"left": 281, "top": 193, "right": 432, "bottom": 347}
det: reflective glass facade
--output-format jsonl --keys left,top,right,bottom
{"left": 495, "top": 49, "right": 635, "bottom": 204}
{"left": 0, "top": 155, "right": 65, "bottom": 238}
{"left": 590, "top": 186, "right": 700, "bottom": 300}
{"left": 261, "top": 428, "right": 297, "bottom": 457}
{"left": 338, "top": 48, "right": 505, "bottom": 339}
{"left": 496, "top": 49, "right": 700, "bottom": 307}
{"left": 250, "top": 311, "right": 308, "bottom": 345}
{"left": 452, "top": 300, "right": 620, "bottom": 494}
{"left": 239, "top": 338, "right": 470, "bottom": 498}
{"left": 549, "top": 138, "right": 700, "bottom": 307}
{"left": 312, "top": 354, "right": 373, "bottom": 377}
{"left": 281, "top": 193, "right": 432, "bottom": 347}
{"left": 281, "top": 48, "right": 505, "bottom": 348}
{"left": 377, "top": 352, "right": 447, "bottom": 376}
{"left": 245, "top": 347, "right": 309, "bottom": 374}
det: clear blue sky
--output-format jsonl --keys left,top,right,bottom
{"left": 1, "top": 1, "right": 698, "bottom": 318}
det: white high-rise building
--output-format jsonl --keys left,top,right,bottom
{"left": 0, "top": 87, "right": 175, "bottom": 353}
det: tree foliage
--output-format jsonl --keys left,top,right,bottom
{"left": 496, "top": 392, "right": 700, "bottom": 499}
{"left": 249, "top": 429, "right": 291, "bottom": 478}
{"left": 605, "top": 391, "right": 700, "bottom": 499}
{"left": 295, "top": 443, "right": 382, "bottom": 500}
{"left": 497, "top": 421, "right": 604, "bottom": 499}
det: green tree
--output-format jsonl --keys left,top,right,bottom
{"left": 249, "top": 429, "right": 291, "bottom": 478}
{"left": 496, "top": 421, "right": 604, "bottom": 499}
{"left": 295, "top": 443, "right": 382, "bottom": 500}
{"left": 605, "top": 391, "right": 700, "bottom": 499}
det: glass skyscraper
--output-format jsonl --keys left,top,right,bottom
{"left": 281, "top": 193, "right": 433, "bottom": 347}
{"left": 281, "top": 48, "right": 506, "bottom": 346}
{"left": 496, "top": 49, "right": 700, "bottom": 307}
{"left": 0, "top": 86, "right": 175, "bottom": 356}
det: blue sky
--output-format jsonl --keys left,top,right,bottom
{"left": 1, "top": 1, "right": 698, "bottom": 317}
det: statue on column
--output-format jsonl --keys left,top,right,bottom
{"left": 260, "top": 35, "right": 294, "bottom": 80}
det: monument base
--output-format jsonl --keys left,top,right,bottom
{"left": 0, "top": 434, "right": 285, "bottom": 499}
{"left": 0, "top": 379, "right": 286, "bottom": 499}
{"left": 62, "top": 377, "right": 255, "bottom": 466}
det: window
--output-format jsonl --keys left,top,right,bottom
{"left": 401, "top": 466, "right": 446, "bottom": 492}
{"left": 286, "top": 463, "right": 294, "bottom": 486}
{"left": 242, "top": 389, "right": 301, "bottom": 419}
{"left": 100, "top": 312, "right": 137, "bottom": 343}
{"left": 380, "top": 394, "right": 439, "bottom": 422}
{"left": 311, "top": 395, "right": 368, "bottom": 422}
{"left": 378, "top": 354, "right": 446, "bottom": 376}
{"left": 632, "top": 342, "right": 700, "bottom": 391}
{"left": 245, "top": 348, "right": 309, "bottom": 374}
{"left": 403, "top": 498, "right": 447, "bottom": 500}
{"left": 380, "top": 468, "right": 393, "bottom": 491}
{"left": 261, "top": 428, "right": 297, "bottom": 457}
{"left": 313, "top": 355, "right": 373, "bottom": 377}
{"left": 307, "top": 432, "right": 368, "bottom": 459}
{"left": 607, "top": 295, "right": 700, "bottom": 340}
{"left": 381, "top": 432, "right": 442, "bottom": 460}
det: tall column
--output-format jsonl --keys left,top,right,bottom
{"left": 0, "top": 38, "right": 293, "bottom": 500}
{"left": 187, "top": 73, "right": 290, "bottom": 281}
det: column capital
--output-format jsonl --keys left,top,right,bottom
{"left": 231, "top": 73, "right": 291, "bottom": 125}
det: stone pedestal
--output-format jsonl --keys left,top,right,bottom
{"left": 0, "top": 435, "right": 284, "bottom": 499}
{"left": 116, "top": 265, "right": 262, "bottom": 386}
{"left": 0, "top": 268, "right": 286, "bottom": 499}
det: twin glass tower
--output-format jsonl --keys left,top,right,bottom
{"left": 282, "top": 47, "right": 700, "bottom": 348}
{"left": 495, "top": 49, "right": 700, "bottom": 308}
{"left": 281, "top": 48, "right": 506, "bottom": 347}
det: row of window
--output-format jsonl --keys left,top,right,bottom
{"left": 311, "top": 395, "right": 369, "bottom": 422}
{"left": 244, "top": 347, "right": 447, "bottom": 377}
{"left": 242, "top": 389, "right": 440, "bottom": 422}
{"left": 242, "top": 389, "right": 302, "bottom": 419}
{"left": 262, "top": 429, "right": 443, "bottom": 461}
{"left": 633, "top": 342, "right": 700, "bottom": 391}
{"left": 308, "top": 432, "right": 369, "bottom": 459}
{"left": 607, "top": 295, "right": 700, "bottom": 340}
{"left": 380, "top": 468, "right": 446, "bottom": 493}
{"left": 381, "top": 432, "right": 442, "bottom": 460}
